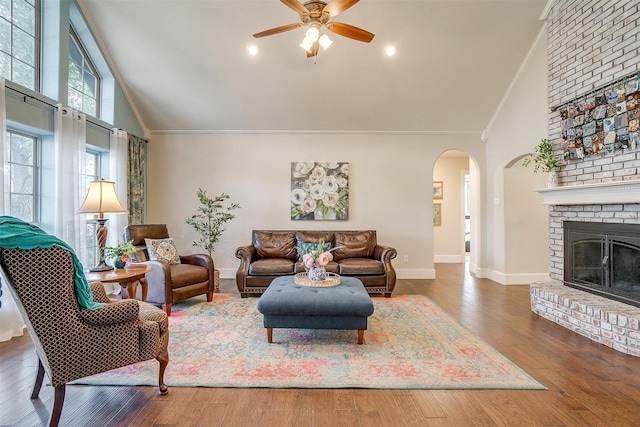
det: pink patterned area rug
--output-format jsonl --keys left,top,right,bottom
{"left": 75, "top": 294, "right": 545, "bottom": 390}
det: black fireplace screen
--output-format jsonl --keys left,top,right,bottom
{"left": 565, "top": 221, "right": 640, "bottom": 306}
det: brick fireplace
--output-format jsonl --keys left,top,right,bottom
{"left": 530, "top": 182, "right": 640, "bottom": 356}
{"left": 532, "top": 1, "right": 640, "bottom": 356}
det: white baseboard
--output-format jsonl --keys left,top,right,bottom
{"left": 473, "top": 265, "right": 490, "bottom": 278}
{"left": 468, "top": 262, "right": 477, "bottom": 275}
{"left": 487, "top": 270, "right": 550, "bottom": 285}
{"left": 434, "top": 255, "right": 465, "bottom": 263}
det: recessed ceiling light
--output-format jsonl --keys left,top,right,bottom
{"left": 385, "top": 46, "right": 396, "bottom": 57}
{"left": 248, "top": 45, "right": 258, "bottom": 56}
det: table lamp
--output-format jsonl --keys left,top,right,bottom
{"left": 78, "top": 179, "right": 128, "bottom": 272}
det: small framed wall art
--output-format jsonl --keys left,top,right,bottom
{"left": 433, "top": 181, "right": 443, "bottom": 199}
{"left": 433, "top": 203, "right": 442, "bottom": 226}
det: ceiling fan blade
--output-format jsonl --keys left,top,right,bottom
{"left": 253, "top": 23, "right": 302, "bottom": 38}
{"left": 281, "top": 0, "right": 309, "bottom": 14}
{"left": 306, "top": 42, "right": 320, "bottom": 58}
{"left": 323, "top": 0, "right": 360, "bottom": 17}
{"left": 326, "top": 22, "right": 374, "bottom": 43}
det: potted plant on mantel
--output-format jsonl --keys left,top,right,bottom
{"left": 185, "top": 189, "right": 240, "bottom": 292}
{"left": 523, "top": 138, "right": 564, "bottom": 187}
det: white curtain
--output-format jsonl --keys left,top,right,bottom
{"left": 54, "top": 104, "right": 87, "bottom": 255}
{"left": 108, "top": 129, "right": 129, "bottom": 246}
{"left": 0, "top": 78, "right": 26, "bottom": 342}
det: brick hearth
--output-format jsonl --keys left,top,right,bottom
{"left": 531, "top": 282, "right": 640, "bottom": 357}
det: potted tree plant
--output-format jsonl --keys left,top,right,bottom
{"left": 523, "top": 138, "right": 564, "bottom": 187}
{"left": 185, "top": 189, "right": 240, "bottom": 291}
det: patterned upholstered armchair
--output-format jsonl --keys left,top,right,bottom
{"left": 0, "top": 246, "right": 169, "bottom": 427}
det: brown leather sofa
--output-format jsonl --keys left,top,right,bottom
{"left": 124, "top": 224, "right": 215, "bottom": 315}
{"left": 235, "top": 230, "right": 397, "bottom": 297}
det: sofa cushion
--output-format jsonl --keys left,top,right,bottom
{"left": 333, "top": 231, "right": 376, "bottom": 261}
{"left": 253, "top": 231, "right": 297, "bottom": 260}
{"left": 338, "top": 258, "right": 385, "bottom": 275}
{"left": 169, "top": 263, "right": 209, "bottom": 288}
{"left": 249, "top": 258, "right": 295, "bottom": 275}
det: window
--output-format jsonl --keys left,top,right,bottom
{"left": 5, "top": 130, "right": 38, "bottom": 222}
{"left": 81, "top": 150, "right": 99, "bottom": 194}
{"left": 68, "top": 26, "right": 99, "bottom": 116}
{"left": 79, "top": 150, "right": 100, "bottom": 267}
{"left": 0, "top": 0, "right": 39, "bottom": 90}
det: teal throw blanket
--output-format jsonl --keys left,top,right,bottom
{"left": 0, "top": 216, "right": 103, "bottom": 310}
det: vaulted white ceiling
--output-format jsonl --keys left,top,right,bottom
{"left": 78, "top": 0, "right": 548, "bottom": 134}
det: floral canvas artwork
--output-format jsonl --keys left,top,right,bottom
{"left": 291, "top": 162, "right": 349, "bottom": 220}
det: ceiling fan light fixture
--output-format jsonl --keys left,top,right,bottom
{"left": 305, "top": 25, "right": 320, "bottom": 42}
{"left": 318, "top": 34, "right": 332, "bottom": 50}
{"left": 254, "top": 0, "right": 374, "bottom": 58}
{"left": 299, "top": 36, "right": 314, "bottom": 53}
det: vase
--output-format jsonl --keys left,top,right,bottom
{"left": 114, "top": 259, "right": 126, "bottom": 269}
{"left": 547, "top": 170, "right": 559, "bottom": 188}
{"left": 308, "top": 266, "right": 327, "bottom": 281}
{"left": 313, "top": 209, "right": 337, "bottom": 220}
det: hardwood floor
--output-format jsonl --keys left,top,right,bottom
{"left": 2, "top": 263, "right": 640, "bottom": 426}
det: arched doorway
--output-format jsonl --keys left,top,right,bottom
{"left": 433, "top": 150, "right": 474, "bottom": 266}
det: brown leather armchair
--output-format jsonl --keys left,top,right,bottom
{"left": 124, "top": 224, "right": 214, "bottom": 315}
{"left": 0, "top": 246, "right": 169, "bottom": 427}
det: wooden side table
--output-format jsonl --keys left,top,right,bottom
{"left": 86, "top": 264, "right": 153, "bottom": 302}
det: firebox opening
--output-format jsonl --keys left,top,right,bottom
{"left": 564, "top": 221, "right": 640, "bottom": 308}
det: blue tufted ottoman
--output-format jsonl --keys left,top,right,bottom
{"left": 257, "top": 275, "right": 375, "bottom": 345}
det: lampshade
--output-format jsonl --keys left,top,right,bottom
{"left": 318, "top": 34, "right": 332, "bottom": 50}
{"left": 78, "top": 179, "right": 128, "bottom": 272}
{"left": 78, "top": 179, "right": 128, "bottom": 216}
{"left": 305, "top": 26, "right": 320, "bottom": 43}
{"left": 299, "top": 37, "right": 314, "bottom": 53}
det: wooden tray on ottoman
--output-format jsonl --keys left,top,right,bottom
{"left": 294, "top": 272, "right": 341, "bottom": 288}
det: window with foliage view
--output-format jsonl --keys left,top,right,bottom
{"left": 79, "top": 150, "right": 100, "bottom": 267}
{"left": 68, "top": 27, "right": 99, "bottom": 116}
{"left": 0, "top": 0, "right": 39, "bottom": 90}
{"left": 5, "top": 130, "right": 37, "bottom": 222}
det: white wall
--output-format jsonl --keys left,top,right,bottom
{"left": 146, "top": 132, "right": 486, "bottom": 280}
{"left": 483, "top": 27, "right": 550, "bottom": 284}
{"left": 504, "top": 162, "right": 549, "bottom": 276}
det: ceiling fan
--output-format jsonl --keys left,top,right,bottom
{"left": 253, "top": 0, "right": 375, "bottom": 58}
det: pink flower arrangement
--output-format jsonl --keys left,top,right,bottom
{"left": 303, "top": 250, "right": 333, "bottom": 269}
{"left": 299, "top": 239, "right": 338, "bottom": 269}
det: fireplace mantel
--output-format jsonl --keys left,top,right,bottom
{"left": 534, "top": 180, "right": 640, "bottom": 205}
